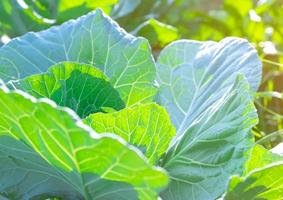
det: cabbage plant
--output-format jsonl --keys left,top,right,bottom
{"left": 0, "top": 9, "right": 282, "bottom": 200}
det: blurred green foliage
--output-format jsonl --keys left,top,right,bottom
{"left": 0, "top": 0, "right": 282, "bottom": 148}
{"left": 0, "top": 0, "right": 51, "bottom": 37}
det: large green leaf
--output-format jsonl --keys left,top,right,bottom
{"left": 245, "top": 144, "right": 283, "bottom": 175}
{"left": 0, "top": 9, "right": 157, "bottom": 107}
{"left": 224, "top": 161, "right": 283, "bottom": 200}
{"left": 156, "top": 38, "right": 262, "bottom": 199}
{"left": 160, "top": 76, "right": 258, "bottom": 200}
{"left": 0, "top": 83, "right": 168, "bottom": 200}
{"left": 156, "top": 37, "right": 261, "bottom": 136}
{"left": 84, "top": 103, "right": 176, "bottom": 164}
{"left": 10, "top": 62, "right": 125, "bottom": 118}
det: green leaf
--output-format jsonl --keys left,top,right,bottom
{"left": 134, "top": 19, "right": 179, "bottom": 48}
{"left": 84, "top": 103, "right": 176, "bottom": 165}
{"left": 2, "top": 0, "right": 119, "bottom": 36}
{"left": 245, "top": 144, "right": 283, "bottom": 175}
{"left": 224, "top": 161, "right": 283, "bottom": 200}
{"left": 156, "top": 37, "right": 262, "bottom": 199}
{"left": 2, "top": 0, "right": 119, "bottom": 35}
{"left": 56, "top": 0, "right": 119, "bottom": 23}
{"left": 156, "top": 37, "right": 261, "bottom": 135}
{"left": 160, "top": 76, "right": 258, "bottom": 200}
{"left": 0, "top": 83, "right": 168, "bottom": 200}
{"left": 10, "top": 62, "right": 125, "bottom": 118}
{"left": 111, "top": 0, "right": 141, "bottom": 19}
{"left": 0, "top": 9, "right": 157, "bottom": 107}
{"left": 115, "top": 0, "right": 174, "bottom": 32}
{"left": 23, "top": 0, "right": 58, "bottom": 20}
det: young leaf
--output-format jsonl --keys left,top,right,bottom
{"left": 84, "top": 103, "right": 176, "bottom": 164}
{"left": 10, "top": 62, "right": 125, "bottom": 118}
{"left": 244, "top": 144, "right": 283, "bottom": 175}
{"left": 0, "top": 83, "right": 168, "bottom": 200}
{"left": 0, "top": 9, "right": 157, "bottom": 107}
{"left": 224, "top": 161, "right": 283, "bottom": 200}
{"left": 160, "top": 76, "right": 258, "bottom": 200}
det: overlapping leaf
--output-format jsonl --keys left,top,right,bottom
{"left": 156, "top": 37, "right": 261, "bottom": 135}
{"left": 0, "top": 9, "right": 157, "bottom": 107}
{"left": 156, "top": 37, "right": 262, "bottom": 200}
{"left": 223, "top": 144, "right": 283, "bottom": 200}
{"left": 0, "top": 83, "right": 168, "bottom": 200}
{"left": 156, "top": 38, "right": 262, "bottom": 199}
{"left": 84, "top": 103, "right": 176, "bottom": 164}
{"left": 159, "top": 76, "right": 258, "bottom": 200}
{"left": 224, "top": 161, "right": 283, "bottom": 200}
{"left": 10, "top": 62, "right": 124, "bottom": 118}
{"left": 244, "top": 144, "right": 283, "bottom": 174}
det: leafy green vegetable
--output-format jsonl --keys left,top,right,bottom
{"left": 224, "top": 144, "right": 283, "bottom": 200}
{"left": 10, "top": 62, "right": 124, "bottom": 118}
{"left": 224, "top": 161, "right": 283, "bottom": 200}
{"left": 155, "top": 37, "right": 262, "bottom": 199}
{"left": 0, "top": 82, "right": 168, "bottom": 200}
{"left": 1, "top": 6, "right": 277, "bottom": 200}
{"left": 156, "top": 37, "right": 261, "bottom": 134}
{"left": 84, "top": 103, "right": 176, "bottom": 164}
{"left": 159, "top": 76, "right": 258, "bottom": 200}
{"left": 0, "top": 9, "right": 157, "bottom": 107}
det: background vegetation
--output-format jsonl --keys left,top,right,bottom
{"left": 0, "top": 0, "right": 282, "bottom": 149}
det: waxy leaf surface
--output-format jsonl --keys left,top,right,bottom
{"left": 0, "top": 9, "right": 157, "bottom": 107}
{"left": 0, "top": 83, "right": 167, "bottom": 200}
